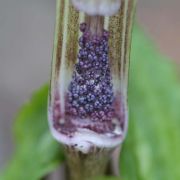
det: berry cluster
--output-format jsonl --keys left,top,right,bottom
{"left": 66, "top": 23, "right": 115, "bottom": 126}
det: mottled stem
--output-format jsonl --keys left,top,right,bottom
{"left": 65, "top": 147, "right": 110, "bottom": 180}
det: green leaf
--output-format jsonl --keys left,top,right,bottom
{"left": 0, "top": 85, "right": 64, "bottom": 180}
{"left": 120, "top": 26, "right": 180, "bottom": 180}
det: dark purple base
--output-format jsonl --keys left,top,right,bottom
{"left": 52, "top": 92, "right": 125, "bottom": 136}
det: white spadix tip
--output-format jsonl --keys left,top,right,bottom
{"left": 48, "top": 108, "right": 128, "bottom": 154}
{"left": 71, "top": 0, "right": 121, "bottom": 16}
{"left": 50, "top": 124, "right": 124, "bottom": 154}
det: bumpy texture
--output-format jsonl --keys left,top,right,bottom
{"left": 53, "top": 23, "right": 122, "bottom": 135}
{"left": 68, "top": 23, "right": 114, "bottom": 121}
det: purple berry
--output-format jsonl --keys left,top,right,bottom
{"left": 80, "top": 23, "right": 87, "bottom": 32}
{"left": 79, "top": 97, "right": 86, "bottom": 104}
{"left": 79, "top": 107, "right": 86, "bottom": 115}
{"left": 94, "top": 100, "right": 101, "bottom": 109}
{"left": 87, "top": 93, "right": 95, "bottom": 102}
{"left": 66, "top": 22, "right": 116, "bottom": 123}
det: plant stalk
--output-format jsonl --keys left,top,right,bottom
{"left": 65, "top": 147, "right": 110, "bottom": 180}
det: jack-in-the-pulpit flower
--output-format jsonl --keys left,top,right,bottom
{"left": 48, "top": 1, "right": 135, "bottom": 179}
{"left": 48, "top": 0, "right": 135, "bottom": 180}
{"left": 48, "top": 0, "right": 135, "bottom": 154}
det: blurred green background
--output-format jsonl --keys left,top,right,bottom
{"left": 0, "top": 0, "right": 180, "bottom": 170}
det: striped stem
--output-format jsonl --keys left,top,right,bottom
{"left": 48, "top": 0, "right": 136, "bottom": 179}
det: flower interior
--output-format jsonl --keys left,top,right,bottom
{"left": 48, "top": 0, "right": 135, "bottom": 153}
{"left": 49, "top": 21, "right": 127, "bottom": 152}
{"left": 54, "top": 23, "right": 125, "bottom": 133}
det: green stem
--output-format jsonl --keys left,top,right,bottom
{"left": 65, "top": 147, "right": 110, "bottom": 180}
